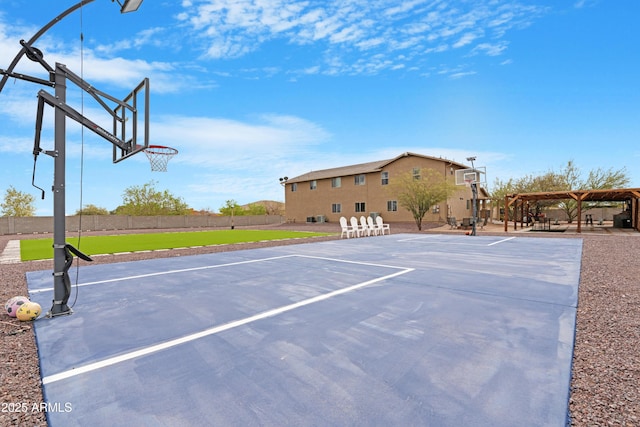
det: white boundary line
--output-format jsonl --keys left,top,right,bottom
{"left": 29, "top": 254, "right": 295, "bottom": 294}
{"left": 487, "top": 237, "right": 516, "bottom": 246}
{"left": 395, "top": 236, "right": 439, "bottom": 242}
{"left": 30, "top": 254, "right": 407, "bottom": 294}
{"left": 397, "top": 235, "right": 506, "bottom": 247}
{"left": 295, "top": 254, "right": 409, "bottom": 270}
{"left": 42, "top": 266, "right": 414, "bottom": 385}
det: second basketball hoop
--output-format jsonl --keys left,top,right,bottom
{"left": 144, "top": 145, "right": 178, "bottom": 172}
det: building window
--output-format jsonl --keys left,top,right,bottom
{"left": 381, "top": 171, "right": 389, "bottom": 185}
{"left": 412, "top": 167, "right": 421, "bottom": 180}
{"left": 387, "top": 200, "right": 397, "bottom": 212}
{"left": 310, "top": 180, "right": 317, "bottom": 190}
{"left": 354, "top": 174, "right": 365, "bottom": 185}
{"left": 355, "top": 202, "right": 366, "bottom": 212}
{"left": 331, "top": 177, "right": 341, "bottom": 188}
{"left": 332, "top": 203, "right": 341, "bottom": 213}
{"left": 432, "top": 205, "right": 440, "bottom": 214}
{"left": 291, "top": 183, "right": 297, "bottom": 192}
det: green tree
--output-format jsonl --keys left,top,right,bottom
{"left": 1, "top": 186, "right": 36, "bottom": 217}
{"left": 219, "top": 200, "right": 244, "bottom": 216}
{"left": 260, "top": 200, "right": 285, "bottom": 216}
{"left": 555, "top": 161, "right": 629, "bottom": 222}
{"left": 388, "top": 168, "right": 457, "bottom": 231}
{"left": 492, "top": 161, "right": 630, "bottom": 223}
{"left": 490, "top": 177, "right": 518, "bottom": 221}
{"left": 75, "top": 204, "right": 109, "bottom": 215}
{"left": 244, "top": 203, "right": 267, "bottom": 215}
{"left": 515, "top": 171, "right": 566, "bottom": 218}
{"left": 114, "top": 181, "right": 190, "bottom": 215}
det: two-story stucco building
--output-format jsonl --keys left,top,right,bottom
{"left": 282, "top": 152, "right": 488, "bottom": 224}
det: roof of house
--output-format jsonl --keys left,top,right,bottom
{"left": 286, "top": 152, "right": 469, "bottom": 183}
{"left": 506, "top": 188, "right": 640, "bottom": 203}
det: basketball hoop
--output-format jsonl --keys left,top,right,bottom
{"left": 144, "top": 145, "right": 178, "bottom": 172}
{"left": 464, "top": 179, "right": 474, "bottom": 188}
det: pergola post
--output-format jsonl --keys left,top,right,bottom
{"left": 504, "top": 195, "right": 508, "bottom": 232}
{"left": 577, "top": 197, "right": 582, "bottom": 233}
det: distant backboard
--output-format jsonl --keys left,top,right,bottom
{"left": 113, "top": 78, "right": 149, "bottom": 163}
{"left": 455, "top": 167, "right": 486, "bottom": 187}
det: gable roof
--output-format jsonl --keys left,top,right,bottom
{"left": 286, "top": 152, "right": 469, "bottom": 183}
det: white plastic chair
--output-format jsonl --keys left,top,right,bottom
{"left": 350, "top": 216, "right": 362, "bottom": 237}
{"left": 367, "top": 216, "right": 379, "bottom": 236}
{"left": 359, "top": 216, "right": 371, "bottom": 237}
{"left": 339, "top": 216, "right": 355, "bottom": 238}
{"left": 376, "top": 216, "right": 391, "bottom": 235}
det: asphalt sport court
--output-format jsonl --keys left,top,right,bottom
{"left": 26, "top": 233, "right": 581, "bottom": 426}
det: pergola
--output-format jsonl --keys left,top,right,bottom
{"left": 504, "top": 188, "right": 640, "bottom": 233}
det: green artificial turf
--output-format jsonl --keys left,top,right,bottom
{"left": 20, "top": 229, "right": 333, "bottom": 261}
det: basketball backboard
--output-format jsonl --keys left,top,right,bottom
{"left": 113, "top": 77, "right": 149, "bottom": 163}
{"left": 455, "top": 167, "right": 486, "bottom": 187}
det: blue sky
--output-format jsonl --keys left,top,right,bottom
{"left": 1, "top": 0, "right": 638, "bottom": 215}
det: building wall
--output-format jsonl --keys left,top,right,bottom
{"left": 284, "top": 155, "right": 477, "bottom": 223}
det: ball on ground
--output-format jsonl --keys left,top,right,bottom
{"left": 16, "top": 301, "right": 42, "bottom": 321}
{"left": 5, "top": 296, "right": 30, "bottom": 318}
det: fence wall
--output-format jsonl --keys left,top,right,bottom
{"left": 0, "top": 215, "right": 284, "bottom": 235}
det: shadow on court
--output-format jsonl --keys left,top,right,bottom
{"left": 27, "top": 234, "right": 581, "bottom": 426}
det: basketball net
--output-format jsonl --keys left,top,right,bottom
{"left": 144, "top": 145, "right": 178, "bottom": 172}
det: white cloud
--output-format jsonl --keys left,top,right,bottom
{"left": 0, "top": 135, "right": 33, "bottom": 155}
{"left": 384, "top": 0, "right": 429, "bottom": 18}
{"left": 95, "top": 27, "right": 167, "bottom": 55}
{"left": 435, "top": 64, "right": 477, "bottom": 79}
{"left": 1, "top": 11, "right": 202, "bottom": 96}
{"left": 574, "top": 0, "right": 599, "bottom": 8}
{"left": 453, "top": 32, "right": 483, "bottom": 49}
{"left": 425, "top": 44, "right": 449, "bottom": 54}
{"left": 150, "top": 113, "right": 330, "bottom": 169}
{"left": 449, "top": 70, "right": 477, "bottom": 79}
{"left": 177, "top": 0, "right": 549, "bottom": 76}
{"left": 132, "top": 112, "right": 334, "bottom": 207}
{"left": 471, "top": 41, "right": 508, "bottom": 56}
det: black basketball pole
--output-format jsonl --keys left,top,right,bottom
{"left": 467, "top": 156, "right": 478, "bottom": 236}
{"left": 50, "top": 64, "right": 70, "bottom": 316}
{"left": 0, "top": 0, "right": 144, "bottom": 317}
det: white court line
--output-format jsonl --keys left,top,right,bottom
{"left": 397, "top": 235, "right": 495, "bottom": 246}
{"left": 399, "top": 235, "right": 518, "bottom": 247}
{"left": 295, "top": 254, "right": 409, "bottom": 270}
{"left": 487, "top": 237, "right": 516, "bottom": 246}
{"left": 42, "top": 267, "right": 414, "bottom": 385}
{"left": 30, "top": 254, "right": 297, "bottom": 294}
{"left": 396, "top": 236, "right": 439, "bottom": 242}
{"left": 30, "top": 254, "right": 407, "bottom": 294}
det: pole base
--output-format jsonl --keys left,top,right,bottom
{"left": 47, "top": 305, "right": 73, "bottom": 318}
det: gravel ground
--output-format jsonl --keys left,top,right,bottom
{"left": 0, "top": 222, "right": 638, "bottom": 426}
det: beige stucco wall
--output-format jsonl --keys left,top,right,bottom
{"left": 0, "top": 215, "right": 283, "bottom": 235}
{"left": 284, "top": 155, "right": 479, "bottom": 223}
